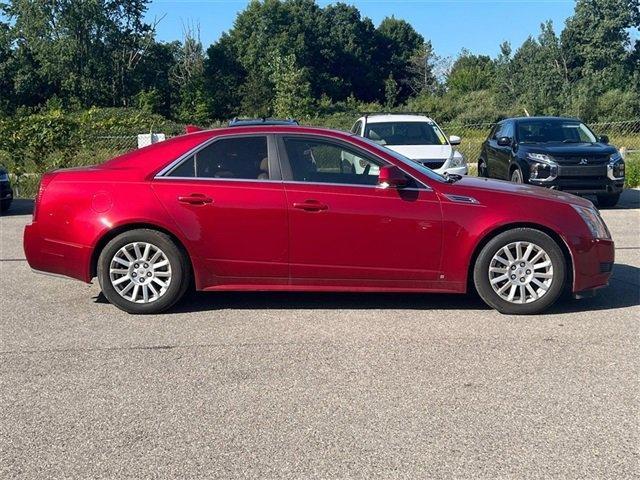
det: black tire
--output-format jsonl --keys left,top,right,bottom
{"left": 97, "top": 229, "right": 190, "bottom": 314}
{"left": 510, "top": 167, "right": 523, "bottom": 183}
{"left": 0, "top": 199, "right": 11, "bottom": 213}
{"left": 473, "top": 228, "right": 567, "bottom": 315}
{"left": 597, "top": 193, "right": 620, "bottom": 208}
{"left": 477, "top": 159, "right": 488, "bottom": 178}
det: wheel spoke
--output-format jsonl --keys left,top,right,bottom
{"left": 131, "top": 284, "right": 139, "bottom": 302}
{"left": 142, "top": 285, "right": 149, "bottom": 303}
{"left": 489, "top": 267, "right": 507, "bottom": 274}
{"left": 522, "top": 243, "right": 534, "bottom": 262}
{"left": 122, "top": 248, "right": 135, "bottom": 262}
{"left": 533, "top": 272, "right": 553, "bottom": 279}
{"left": 519, "top": 285, "right": 526, "bottom": 303}
{"left": 503, "top": 246, "right": 515, "bottom": 262}
{"left": 152, "top": 277, "right": 167, "bottom": 288}
{"left": 507, "top": 284, "right": 517, "bottom": 302}
{"left": 120, "top": 282, "right": 134, "bottom": 296}
{"left": 533, "top": 260, "right": 551, "bottom": 270}
{"left": 142, "top": 243, "right": 151, "bottom": 261}
{"left": 490, "top": 274, "right": 509, "bottom": 285}
{"left": 110, "top": 268, "right": 128, "bottom": 275}
{"left": 153, "top": 259, "right": 169, "bottom": 269}
{"left": 112, "top": 275, "right": 130, "bottom": 286}
{"left": 526, "top": 284, "right": 538, "bottom": 301}
{"left": 515, "top": 242, "right": 523, "bottom": 260}
{"left": 494, "top": 255, "right": 510, "bottom": 266}
{"left": 133, "top": 242, "right": 142, "bottom": 259}
{"left": 113, "top": 257, "right": 130, "bottom": 268}
{"left": 531, "top": 278, "right": 549, "bottom": 290}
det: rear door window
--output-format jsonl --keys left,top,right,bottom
{"left": 167, "top": 136, "right": 270, "bottom": 180}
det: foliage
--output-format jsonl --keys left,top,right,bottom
{"left": 0, "top": 0, "right": 637, "bottom": 127}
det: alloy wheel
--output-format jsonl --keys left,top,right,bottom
{"left": 488, "top": 241, "right": 553, "bottom": 304}
{"left": 109, "top": 242, "right": 172, "bottom": 303}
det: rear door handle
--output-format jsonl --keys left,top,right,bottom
{"left": 178, "top": 194, "right": 214, "bottom": 205}
{"left": 293, "top": 200, "right": 328, "bottom": 212}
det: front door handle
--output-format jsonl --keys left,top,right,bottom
{"left": 178, "top": 194, "right": 214, "bottom": 206}
{"left": 293, "top": 200, "right": 328, "bottom": 212}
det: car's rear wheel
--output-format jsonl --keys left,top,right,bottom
{"left": 473, "top": 228, "right": 566, "bottom": 314}
{"left": 0, "top": 199, "right": 11, "bottom": 213}
{"left": 597, "top": 193, "right": 620, "bottom": 208}
{"left": 478, "top": 159, "right": 488, "bottom": 178}
{"left": 510, "top": 167, "right": 523, "bottom": 183}
{"left": 97, "top": 229, "right": 190, "bottom": 314}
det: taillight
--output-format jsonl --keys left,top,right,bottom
{"left": 33, "top": 172, "right": 57, "bottom": 222}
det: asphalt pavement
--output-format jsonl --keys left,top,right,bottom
{"left": 1, "top": 191, "right": 639, "bottom": 479}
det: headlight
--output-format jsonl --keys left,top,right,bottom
{"left": 449, "top": 153, "right": 466, "bottom": 168}
{"left": 527, "top": 153, "right": 558, "bottom": 182}
{"left": 572, "top": 205, "right": 611, "bottom": 239}
{"left": 0, "top": 172, "right": 8, "bottom": 182}
{"left": 607, "top": 152, "right": 624, "bottom": 180}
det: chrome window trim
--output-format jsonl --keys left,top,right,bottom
{"left": 152, "top": 176, "right": 431, "bottom": 192}
{"left": 281, "top": 180, "right": 431, "bottom": 192}
{"left": 276, "top": 133, "right": 432, "bottom": 191}
{"left": 154, "top": 176, "right": 282, "bottom": 184}
{"left": 155, "top": 132, "right": 274, "bottom": 179}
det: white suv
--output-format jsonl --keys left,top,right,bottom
{"left": 350, "top": 114, "right": 468, "bottom": 176}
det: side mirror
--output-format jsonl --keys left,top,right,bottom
{"left": 497, "top": 136, "right": 512, "bottom": 147}
{"left": 599, "top": 135, "right": 609, "bottom": 144}
{"left": 378, "top": 165, "right": 408, "bottom": 189}
{"left": 449, "top": 135, "right": 461, "bottom": 146}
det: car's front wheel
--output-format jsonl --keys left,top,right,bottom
{"left": 473, "top": 228, "right": 566, "bottom": 314}
{"left": 510, "top": 167, "right": 524, "bottom": 183}
{"left": 97, "top": 229, "right": 190, "bottom": 314}
{"left": 597, "top": 193, "right": 620, "bottom": 208}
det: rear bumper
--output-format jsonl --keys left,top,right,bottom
{"left": 571, "top": 237, "right": 615, "bottom": 293}
{"left": 24, "top": 223, "right": 92, "bottom": 283}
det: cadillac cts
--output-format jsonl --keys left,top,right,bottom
{"left": 23, "top": 124, "right": 614, "bottom": 315}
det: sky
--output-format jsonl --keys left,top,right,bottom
{"left": 145, "top": 0, "right": 578, "bottom": 58}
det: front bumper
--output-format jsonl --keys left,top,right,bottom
{"left": 571, "top": 237, "right": 615, "bottom": 294}
{"left": 531, "top": 176, "right": 624, "bottom": 195}
{"left": 436, "top": 165, "right": 468, "bottom": 176}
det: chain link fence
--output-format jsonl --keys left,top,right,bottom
{"left": 9, "top": 118, "right": 640, "bottom": 198}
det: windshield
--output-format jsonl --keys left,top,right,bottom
{"left": 364, "top": 121, "right": 448, "bottom": 146}
{"left": 517, "top": 120, "right": 597, "bottom": 144}
{"left": 356, "top": 136, "right": 446, "bottom": 183}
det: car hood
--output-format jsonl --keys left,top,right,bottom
{"left": 451, "top": 176, "right": 593, "bottom": 207}
{"left": 520, "top": 142, "right": 616, "bottom": 157}
{"left": 386, "top": 144, "right": 452, "bottom": 161}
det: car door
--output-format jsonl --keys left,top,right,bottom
{"left": 497, "top": 121, "right": 515, "bottom": 180}
{"left": 486, "top": 122, "right": 504, "bottom": 177}
{"left": 277, "top": 134, "right": 443, "bottom": 289}
{"left": 152, "top": 134, "right": 289, "bottom": 287}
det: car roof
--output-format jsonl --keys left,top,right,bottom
{"left": 228, "top": 118, "right": 299, "bottom": 127}
{"left": 361, "top": 114, "right": 435, "bottom": 124}
{"left": 506, "top": 116, "right": 582, "bottom": 123}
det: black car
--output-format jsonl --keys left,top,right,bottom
{"left": 0, "top": 168, "right": 13, "bottom": 213}
{"left": 478, "top": 117, "right": 625, "bottom": 207}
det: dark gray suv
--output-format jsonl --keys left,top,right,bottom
{"left": 478, "top": 117, "right": 625, "bottom": 207}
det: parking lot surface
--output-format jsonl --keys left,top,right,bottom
{"left": 1, "top": 191, "right": 639, "bottom": 479}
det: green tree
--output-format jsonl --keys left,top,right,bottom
{"left": 269, "top": 53, "right": 312, "bottom": 118}
{"left": 561, "top": 0, "right": 639, "bottom": 88}
{"left": 376, "top": 16, "right": 425, "bottom": 102}
{"left": 446, "top": 50, "right": 495, "bottom": 94}
{"left": 1, "top": 0, "right": 153, "bottom": 108}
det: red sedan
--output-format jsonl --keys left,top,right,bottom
{"left": 24, "top": 125, "right": 614, "bottom": 314}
